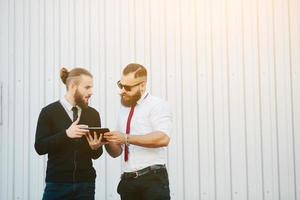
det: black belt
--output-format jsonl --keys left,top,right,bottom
{"left": 121, "top": 164, "right": 166, "bottom": 179}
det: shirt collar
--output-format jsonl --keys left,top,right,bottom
{"left": 60, "top": 96, "right": 80, "bottom": 112}
{"left": 136, "top": 91, "right": 149, "bottom": 105}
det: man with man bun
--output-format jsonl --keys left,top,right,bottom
{"left": 35, "top": 67, "right": 104, "bottom": 200}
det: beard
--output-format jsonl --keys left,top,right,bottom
{"left": 74, "top": 89, "right": 89, "bottom": 109}
{"left": 120, "top": 90, "right": 141, "bottom": 107}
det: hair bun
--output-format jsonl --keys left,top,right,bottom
{"left": 60, "top": 67, "right": 69, "bottom": 84}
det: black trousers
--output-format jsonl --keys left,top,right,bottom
{"left": 117, "top": 168, "right": 170, "bottom": 200}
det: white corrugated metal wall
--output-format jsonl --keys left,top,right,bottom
{"left": 0, "top": 0, "right": 299, "bottom": 199}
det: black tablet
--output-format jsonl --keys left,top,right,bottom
{"left": 82, "top": 127, "right": 110, "bottom": 141}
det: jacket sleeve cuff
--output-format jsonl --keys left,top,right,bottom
{"left": 91, "top": 146, "right": 103, "bottom": 159}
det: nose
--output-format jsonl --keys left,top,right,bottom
{"left": 119, "top": 87, "right": 126, "bottom": 94}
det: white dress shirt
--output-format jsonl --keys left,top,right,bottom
{"left": 117, "top": 92, "right": 172, "bottom": 172}
{"left": 60, "top": 97, "right": 82, "bottom": 121}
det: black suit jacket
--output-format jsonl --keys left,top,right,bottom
{"left": 35, "top": 101, "right": 103, "bottom": 183}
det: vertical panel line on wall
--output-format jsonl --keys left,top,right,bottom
{"left": 43, "top": 0, "right": 46, "bottom": 106}
{"left": 241, "top": 0, "right": 250, "bottom": 199}
{"left": 271, "top": 0, "right": 281, "bottom": 198}
{"left": 148, "top": 0, "right": 152, "bottom": 91}
{"left": 118, "top": 0, "right": 121, "bottom": 69}
{"left": 193, "top": 0, "right": 201, "bottom": 198}
{"left": 102, "top": 0, "right": 108, "bottom": 198}
{"left": 73, "top": 0, "right": 76, "bottom": 65}
{"left": 255, "top": 0, "right": 266, "bottom": 198}
{"left": 224, "top": 0, "right": 233, "bottom": 199}
{"left": 58, "top": 0, "right": 62, "bottom": 96}
{"left": 22, "top": 0, "right": 28, "bottom": 196}
{"left": 12, "top": 0, "right": 16, "bottom": 197}
{"left": 162, "top": 0, "right": 170, "bottom": 167}
{"left": 42, "top": 0, "right": 47, "bottom": 173}
{"left": 178, "top": 0, "right": 185, "bottom": 198}
{"left": 0, "top": 82, "right": 2, "bottom": 125}
{"left": 133, "top": 0, "right": 136, "bottom": 61}
{"left": 144, "top": 0, "right": 148, "bottom": 66}
{"left": 88, "top": 0, "right": 91, "bottom": 68}
{"left": 163, "top": 0, "right": 168, "bottom": 100}
{"left": 27, "top": 0, "right": 31, "bottom": 199}
{"left": 209, "top": 0, "right": 217, "bottom": 198}
{"left": 52, "top": 0, "right": 55, "bottom": 98}
{"left": 287, "top": 0, "right": 297, "bottom": 198}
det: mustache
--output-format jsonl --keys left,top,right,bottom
{"left": 120, "top": 93, "right": 128, "bottom": 98}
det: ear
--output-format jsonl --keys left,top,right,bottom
{"left": 140, "top": 81, "right": 147, "bottom": 92}
{"left": 142, "top": 81, "right": 147, "bottom": 87}
{"left": 69, "top": 80, "right": 78, "bottom": 92}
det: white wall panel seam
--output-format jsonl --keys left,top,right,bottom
{"left": 178, "top": 0, "right": 185, "bottom": 198}
{"left": 11, "top": 0, "right": 16, "bottom": 198}
{"left": 255, "top": 0, "right": 266, "bottom": 198}
{"left": 193, "top": 0, "right": 201, "bottom": 198}
{"left": 271, "top": 0, "right": 282, "bottom": 198}
{"left": 225, "top": 0, "right": 234, "bottom": 199}
{"left": 287, "top": 0, "right": 298, "bottom": 197}
{"left": 241, "top": 0, "right": 250, "bottom": 198}
{"left": 208, "top": 0, "right": 218, "bottom": 198}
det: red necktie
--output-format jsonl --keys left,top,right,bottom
{"left": 124, "top": 106, "right": 135, "bottom": 162}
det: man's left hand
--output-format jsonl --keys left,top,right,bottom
{"left": 86, "top": 132, "right": 106, "bottom": 150}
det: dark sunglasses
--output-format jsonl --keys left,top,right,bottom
{"left": 117, "top": 80, "right": 143, "bottom": 91}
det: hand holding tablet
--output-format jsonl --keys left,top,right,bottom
{"left": 82, "top": 127, "right": 110, "bottom": 142}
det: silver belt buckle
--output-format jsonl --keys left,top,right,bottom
{"left": 133, "top": 171, "right": 139, "bottom": 178}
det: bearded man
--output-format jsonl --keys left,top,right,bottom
{"left": 35, "top": 67, "right": 104, "bottom": 200}
{"left": 104, "top": 63, "right": 173, "bottom": 200}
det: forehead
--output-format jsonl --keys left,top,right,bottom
{"left": 121, "top": 73, "right": 145, "bottom": 85}
{"left": 78, "top": 75, "right": 93, "bottom": 86}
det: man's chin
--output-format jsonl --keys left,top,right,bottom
{"left": 78, "top": 101, "right": 89, "bottom": 109}
{"left": 121, "top": 99, "right": 129, "bottom": 107}
{"left": 121, "top": 99, "right": 134, "bottom": 107}
{"left": 120, "top": 92, "right": 140, "bottom": 107}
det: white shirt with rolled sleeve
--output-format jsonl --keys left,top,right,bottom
{"left": 117, "top": 92, "right": 172, "bottom": 173}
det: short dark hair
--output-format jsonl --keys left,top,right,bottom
{"left": 123, "top": 63, "right": 147, "bottom": 78}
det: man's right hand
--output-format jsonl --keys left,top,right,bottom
{"left": 104, "top": 131, "right": 126, "bottom": 145}
{"left": 66, "top": 117, "right": 89, "bottom": 138}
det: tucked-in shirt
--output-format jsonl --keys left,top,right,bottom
{"left": 117, "top": 92, "right": 172, "bottom": 172}
{"left": 60, "top": 96, "right": 82, "bottom": 121}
